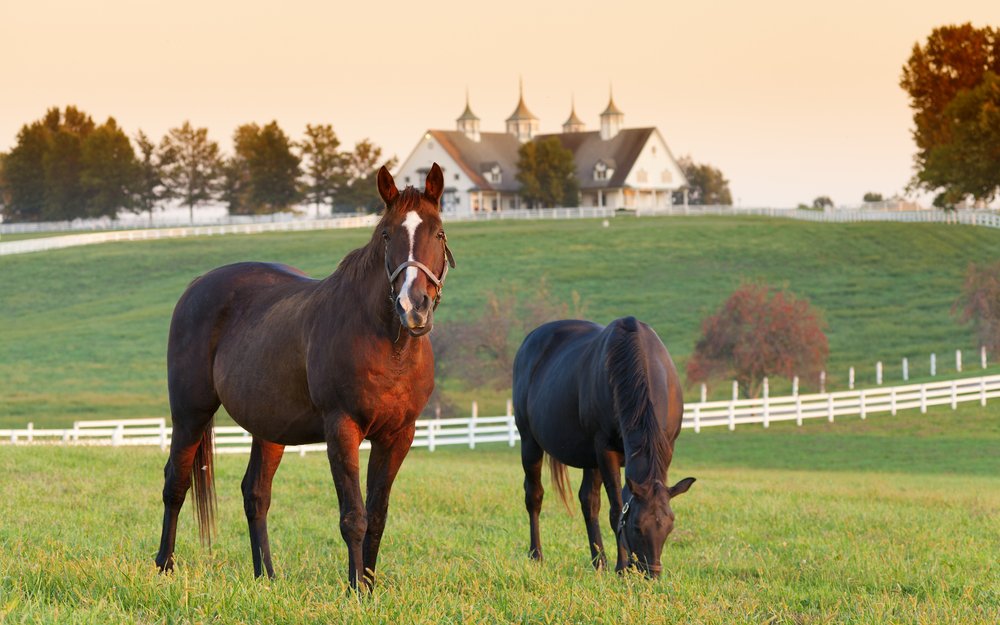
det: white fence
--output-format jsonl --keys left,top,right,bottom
{"left": 5, "top": 205, "right": 999, "bottom": 257}
{"left": 3, "top": 373, "right": 997, "bottom": 454}
{"left": 0, "top": 214, "right": 379, "bottom": 257}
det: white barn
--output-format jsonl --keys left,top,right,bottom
{"left": 394, "top": 87, "right": 687, "bottom": 216}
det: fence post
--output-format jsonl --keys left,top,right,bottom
{"left": 700, "top": 384, "right": 707, "bottom": 403}
{"left": 113, "top": 423, "right": 124, "bottom": 447}
{"left": 848, "top": 367, "right": 854, "bottom": 390}
{"left": 982, "top": 377, "right": 988, "bottom": 407}
{"left": 860, "top": 391, "right": 866, "bottom": 420}
{"left": 920, "top": 385, "right": 927, "bottom": 414}
{"left": 931, "top": 353, "right": 937, "bottom": 377}
{"left": 762, "top": 377, "right": 770, "bottom": 428}
{"left": 902, "top": 358, "right": 909, "bottom": 382}
{"left": 951, "top": 379, "right": 958, "bottom": 409}
{"left": 693, "top": 405, "right": 701, "bottom": 434}
{"left": 428, "top": 421, "right": 436, "bottom": 452}
{"left": 469, "top": 401, "right": 478, "bottom": 449}
{"left": 876, "top": 361, "right": 883, "bottom": 385}
{"left": 827, "top": 393, "right": 834, "bottom": 423}
{"left": 794, "top": 376, "right": 802, "bottom": 426}
{"left": 956, "top": 350, "right": 962, "bottom": 373}
{"left": 792, "top": 376, "right": 799, "bottom": 397}
{"left": 27, "top": 422, "right": 33, "bottom": 443}
{"left": 507, "top": 399, "right": 516, "bottom": 446}
{"left": 159, "top": 421, "right": 168, "bottom": 451}
{"left": 728, "top": 381, "right": 737, "bottom": 431}
{"left": 983, "top": 346, "right": 988, "bottom": 369}
{"left": 890, "top": 387, "right": 897, "bottom": 416}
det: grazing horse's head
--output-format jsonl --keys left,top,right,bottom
{"left": 619, "top": 476, "right": 696, "bottom": 578}
{"left": 376, "top": 163, "right": 455, "bottom": 336}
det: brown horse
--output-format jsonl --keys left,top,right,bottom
{"left": 154, "top": 164, "right": 455, "bottom": 589}
{"left": 512, "top": 316, "right": 695, "bottom": 577}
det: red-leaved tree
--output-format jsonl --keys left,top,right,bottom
{"left": 954, "top": 261, "right": 1000, "bottom": 357}
{"left": 686, "top": 283, "right": 829, "bottom": 397}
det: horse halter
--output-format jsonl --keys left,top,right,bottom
{"left": 384, "top": 234, "right": 456, "bottom": 310}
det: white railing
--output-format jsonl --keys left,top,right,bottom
{"left": 0, "top": 214, "right": 379, "bottom": 256}
{"left": 3, "top": 373, "right": 996, "bottom": 454}
{"left": 6, "top": 205, "right": 998, "bottom": 258}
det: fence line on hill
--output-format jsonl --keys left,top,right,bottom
{"left": 4, "top": 206, "right": 999, "bottom": 257}
{"left": 3, "top": 373, "right": 997, "bottom": 454}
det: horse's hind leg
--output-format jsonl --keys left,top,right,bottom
{"left": 520, "top": 433, "right": 545, "bottom": 561}
{"left": 155, "top": 406, "right": 218, "bottom": 572}
{"left": 241, "top": 437, "right": 285, "bottom": 578}
{"left": 579, "top": 468, "right": 606, "bottom": 570}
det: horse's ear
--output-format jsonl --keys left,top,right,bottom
{"left": 668, "top": 477, "right": 696, "bottom": 498}
{"left": 377, "top": 166, "right": 399, "bottom": 206}
{"left": 625, "top": 477, "right": 650, "bottom": 500}
{"left": 424, "top": 162, "right": 444, "bottom": 205}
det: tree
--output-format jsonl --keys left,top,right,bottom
{"left": 334, "top": 139, "right": 397, "bottom": 213}
{"left": 80, "top": 117, "right": 139, "bottom": 218}
{"left": 920, "top": 72, "right": 1000, "bottom": 206}
{"left": 954, "top": 261, "right": 1000, "bottom": 358}
{"left": 42, "top": 107, "right": 96, "bottom": 221}
{"left": 672, "top": 156, "right": 732, "bottom": 205}
{"left": 900, "top": 24, "right": 1000, "bottom": 205}
{"left": 224, "top": 121, "right": 300, "bottom": 215}
{"left": 812, "top": 196, "right": 834, "bottom": 210}
{"left": 299, "top": 124, "right": 345, "bottom": 216}
{"left": 516, "top": 137, "right": 578, "bottom": 208}
{"left": 159, "top": 121, "right": 223, "bottom": 223}
{"left": 686, "top": 283, "right": 829, "bottom": 397}
{"left": 863, "top": 192, "right": 884, "bottom": 203}
{"left": 1, "top": 121, "right": 48, "bottom": 221}
{"left": 133, "top": 131, "right": 165, "bottom": 223}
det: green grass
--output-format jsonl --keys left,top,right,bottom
{"left": 3, "top": 215, "right": 1000, "bottom": 427}
{"left": 1, "top": 403, "right": 997, "bottom": 624}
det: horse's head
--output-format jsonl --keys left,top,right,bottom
{"left": 618, "top": 475, "right": 695, "bottom": 578}
{"left": 376, "top": 163, "right": 456, "bottom": 336}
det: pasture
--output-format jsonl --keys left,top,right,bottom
{"left": 3, "top": 215, "right": 1000, "bottom": 427}
{"left": 1, "top": 404, "right": 998, "bottom": 624}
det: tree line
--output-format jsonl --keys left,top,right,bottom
{"left": 0, "top": 106, "right": 396, "bottom": 223}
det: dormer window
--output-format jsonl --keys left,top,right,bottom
{"left": 482, "top": 163, "right": 502, "bottom": 184}
{"left": 593, "top": 160, "right": 615, "bottom": 181}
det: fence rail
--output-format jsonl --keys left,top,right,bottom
{"left": 4, "top": 206, "right": 999, "bottom": 257}
{"left": 4, "top": 373, "right": 996, "bottom": 454}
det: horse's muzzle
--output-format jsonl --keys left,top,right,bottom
{"left": 397, "top": 301, "right": 432, "bottom": 336}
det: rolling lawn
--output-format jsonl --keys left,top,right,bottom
{"left": 0, "top": 403, "right": 997, "bottom": 624}
{"left": 2, "top": 215, "right": 1000, "bottom": 427}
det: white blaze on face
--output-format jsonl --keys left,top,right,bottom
{"left": 396, "top": 210, "right": 423, "bottom": 312}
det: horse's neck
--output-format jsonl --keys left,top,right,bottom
{"left": 317, "top": 243, "right": 405, "bottom": 341}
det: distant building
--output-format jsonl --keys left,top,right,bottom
{"left": 395, "top": 85, "right": 688, "bottom": 215}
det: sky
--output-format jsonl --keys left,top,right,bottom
{"left": 3, "top": 0, "right": 1000, "bottom": 208}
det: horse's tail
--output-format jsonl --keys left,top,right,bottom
{"left": 192, "top": 418, "right": 217, "bottom": 548}
{"left": 547, "top": 454, "right": 574, "bottom": 515}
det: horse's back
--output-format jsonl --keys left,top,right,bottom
{"left": 513, "top": 319, "right": 608, "bottom": 466}
{"left": 167, "top": 262, "right": 316, "bottom": 419}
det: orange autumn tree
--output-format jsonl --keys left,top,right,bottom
{"left": 687, "top": 283, "right": 829, "bottom": 397}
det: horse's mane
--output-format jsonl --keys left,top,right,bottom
{"left": 606, "top": 317, "right": 670, "bottom": 485}
{"left": 333, "top": 187, "right": 426, "bottom": 283}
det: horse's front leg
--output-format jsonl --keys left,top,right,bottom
{"left": 324, "top": 414, "right": 368, "bottom": 590}
{"left": 596, "top": 447, "right": 628, "bottom": 572}
{"left": 362, "top": 424, "right": 416, "bottom": 584}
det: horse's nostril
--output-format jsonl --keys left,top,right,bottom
{"left": 420, "top": 294, "right": 431, "bottom": 311}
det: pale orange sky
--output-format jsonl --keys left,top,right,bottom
{"left": 3, "top": 0, "right": 999, "bottom": 207}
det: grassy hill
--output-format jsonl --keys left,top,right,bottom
{"left": 2, "top": 215, "right": 1000, "bottom": 427}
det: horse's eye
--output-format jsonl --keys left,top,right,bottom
{"left": 381, "top": 230, "right": 389, "bottom": 241}
{"left": 437, "top": 231, "right": 446, "bottom": 240}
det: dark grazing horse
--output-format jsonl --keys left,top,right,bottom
{"left": 154, "top": 164, "right": 455, "bottom": 589}
{"left": 512, "top": 316, "right": 695, "bottom": 577}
